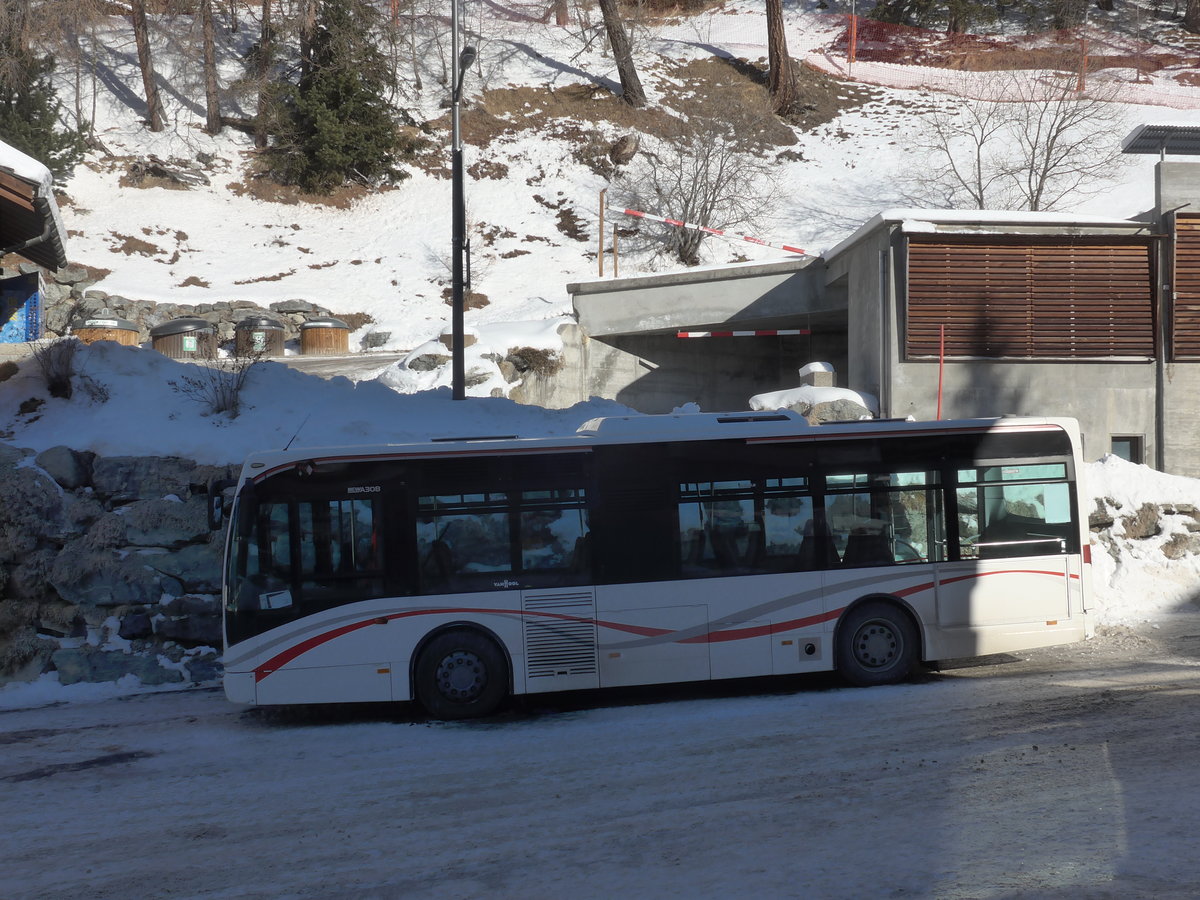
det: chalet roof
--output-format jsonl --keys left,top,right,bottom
{"left": 0, "top": 139, "right": 68, "bottom": 271}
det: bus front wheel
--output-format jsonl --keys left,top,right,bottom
{"left": 836, "top": 601, "right": 919, "bottom": 687}
{"left": 414, "top": 629, "right": 509, "bottom": 720}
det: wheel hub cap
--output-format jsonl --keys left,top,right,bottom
{"left": 854, "top": 621, "right": 900, "bottom": 669}
{"left": 436, "top": 651, "right": 486, "bottom": 701}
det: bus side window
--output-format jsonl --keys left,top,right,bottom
{"left": 959, "top": 465, "right": 1074, "bottom": 559}
{"left": 825, "top": 471, "right": 942, "bottom": 567}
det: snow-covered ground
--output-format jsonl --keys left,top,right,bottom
{"left": 4, "top": 611, "right": 1200, "bottom": 899}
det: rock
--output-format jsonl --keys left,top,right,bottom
{"left": 84, "top": 513, "right": 128, "bottom": 550}
{"left": 145, "top": 542, "right": 223, "bottom": 593}
{"left": 802, "top": 398, "right": 873, "bottom": 424}
{"left": 1120, "top": 503, "right": 1161, "bottom": 540}
{"left": 185, "top": 653, "right": 222, "bottom": 682}
{"left": 36, "top": 445, "right": 93, "bottom": 490}
{"left": 56, "top": 265, "right": 92, "bottom": 285}
{"left": 1161, "top": 533, "right": 1200, "bottom": 559}
{"left": 609, "top": 133, "right": 640, "bottom": 166}
{"left": 0, "top": 452, "right": 65, "bottom": 561}
{"left": 118, "top": 611, "right": 154, "bottom": 640}
{"left": 91, "top": 455, "right": 202, "bottom": 502}
{"left": 271, "top": 299, "right": 319, "bottom": 314}
{"left": 406, "top": 351, "right": 450, "bottom": 372}
{"left": 5, "top": 548, "right": 58, "bottom": 601}
{"left": 49, "top": 545, "right": 183, "bottom": 607}
{"left": 363, "top": 330, "right": 391, "bottom": 349}
{"left": 51, "top": 646, "right": 184, "bottom": 686}
{"left": 157, "top": 606, "right": 222, "bottom": 646}
{"left": 123, "top": 496, "right": 212, "bottom": 548}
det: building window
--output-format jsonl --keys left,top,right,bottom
{"left": 1110, "top": 436, "right": 1144, "bottom": 465}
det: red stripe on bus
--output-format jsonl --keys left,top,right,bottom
{"left": 252, "top": 567, "right": 1079, "bottom": 681}
{"left": 679, "top": 608, "right": 844, "bottom": 643}
{"left": 253, "top": 606, "right": 672, "bottom": 682}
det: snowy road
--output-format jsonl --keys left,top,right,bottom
{"left": 5, "top": 615, "right": 1200, "bottom": 900}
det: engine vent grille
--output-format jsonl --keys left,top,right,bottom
{"left": 524, "top": 590, "right": 598, "bottom": 678}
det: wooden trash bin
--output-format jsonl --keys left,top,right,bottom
{"left": 234, "top": 316, "right": 286, "bottom": 357}
{"left": 300, "top": 316, "right": 350, "bottom": 356}
{"left": 72, "top": 317, "right": 140, "bottom": 346}
{"left": 150, "top": 317, "right": 217, "bottom": 359}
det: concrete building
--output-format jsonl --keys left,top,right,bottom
{"left": 551, "top": 157, "right": 1200, "bottom": 477}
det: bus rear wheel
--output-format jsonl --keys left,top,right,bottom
{"left": 414, "top": 630, "right": 508, "bottom": 720}
{"left": 836, "top": 601, "right": 919, "bottom": 687}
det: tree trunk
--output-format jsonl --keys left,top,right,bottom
{"left": 130, "top": 0, "right": 164, "bottom": 131}
{"left": 766, "top": 0, "right": 796, "bottom": 115}
{"left": 298, "top": 0, "right": 319, "bottom": 79}
{"left": 1186, "top": 0, "right": 1200, "bottom": 32}
{"left": 596, "top": 0, "right": 646, "bottom": 109}
{"left": 200, "top": 0, "right": 222, "bottom": 134}
{"left": 254, "top": 0, "right": 272, "bottom": 149}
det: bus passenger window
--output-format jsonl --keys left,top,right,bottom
{"left": 678, "top": 481, "right": 756, "bottom": 576}
{"left": 958, "top": 465, "right": 1075, "bottom": 559}
{"left": 826, "top": 471, "right": 942, "bottom": 568}
{"left": 417, "top": 493, "right": 513, "bottom": 591}
{"left": 520, "top": 489, "right": 588, "bottom": 574}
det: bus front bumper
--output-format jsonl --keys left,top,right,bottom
{"left": 223, "top": 671, "right": 257, "bottom": 705}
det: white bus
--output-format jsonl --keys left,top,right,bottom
{"left": 221, "top": 411, "right": 1092, "bottom": 718}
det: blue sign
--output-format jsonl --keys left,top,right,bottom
{"left": 0, "top": 272, "right": 42, "bottom": 343}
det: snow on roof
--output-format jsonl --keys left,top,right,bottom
{"left": 0, "top": 139, "right": 53, "bottom": 194}
{"left": 822, "top": 207, "right": 1147, "bottom": 260}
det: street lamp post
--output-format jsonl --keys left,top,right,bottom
{"left": 450, "top": 4, "right": 475, "bottom": 401}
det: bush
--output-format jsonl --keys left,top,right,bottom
{"left": 31, "top": 337, "right": 81, "bottom": 399}
{"left": 168, "top": 352, "right": 264, "bottom": 418}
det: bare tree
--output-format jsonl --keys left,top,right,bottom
{"left": 766, "top": 0, "right": 796, "bottom": 115}
{"left": 596, "top": 0, "right": 646, "bottom": 108}
{"left": 910, "top": 71, "right": 1128, "bottom": 212}
{"left": 619, "top": 118, "right": 778, "bottom": 266}
{"left": 253, "top": 0, "right": 273, "bottom": 148}
{"left": 911, "top": 90, "right": 1016, "bottom": 209}
{"left": 130, "top": 0, "right": 165, "bottom": 131}
{"left": 1186, "top": 0, "right": 1200, "bottom": 32}
{"left": 200, "top": 0, "right": 222, "bottom": 134}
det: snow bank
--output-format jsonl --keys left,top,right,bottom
{"left": 1085, "top": 456, "right": 1200, "bottom": 626}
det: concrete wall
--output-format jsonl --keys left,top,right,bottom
{"left": 570, "top": 257, "right": 832, "bottom": 337}
{"left": 1162, "top": 365, "right": 1200, "bottom": 477}
{"left": 512, "top": 324, "right": 848, "bottom": 413}
{"left": 824, "top": 225, "right": 894, "bottom": 406}
{"left": 557, "top": 256, "right": 848, "bottom": 413}
{"left": 1158, "top": 162, "right": 1200, "bottom": 478}
{"left": 888, "top": 359, "right": 1159, "bottom": 465}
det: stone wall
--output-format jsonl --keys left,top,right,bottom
{"left": 1, "top": 259, "right": 385, "bottom": 350}
{"left": 0, "top": 442, "right": 234, "bottom": 687}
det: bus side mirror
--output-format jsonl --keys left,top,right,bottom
{"left": 207, "top": 478, "right": 237, "bottom": 530}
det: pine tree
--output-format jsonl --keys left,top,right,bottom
{"left": 264, "top": 0, "right": 416, "bottom": 193}
{"left": 0, "top": 50, "right": 86, "bottom": 182}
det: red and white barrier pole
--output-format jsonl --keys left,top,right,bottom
{"left": 677, "top": 329, "right": 811, "bottom": 338}
{"left": 620, "top": 208, "right": 808, "bottom": 256}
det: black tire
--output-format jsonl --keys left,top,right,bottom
{"left": 835, "top": 601, "right": 919, "bottom": 687}
{"left": 414, "top": 629, "right": 509, "bottom": 719}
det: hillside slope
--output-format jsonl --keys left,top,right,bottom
{"left": 27, "top": 2, "right": 1195, "bottom": 382}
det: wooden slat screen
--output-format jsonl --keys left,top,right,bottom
{"left": 1172, "top": 214, "right": 1200, "bottom": 360}
{"left": 906, "top": 236, "right": 1155, "bottom": 359}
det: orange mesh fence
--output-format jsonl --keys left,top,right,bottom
{"left": 815, "top": 15, "right": 1200, "bottom": 108}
